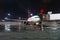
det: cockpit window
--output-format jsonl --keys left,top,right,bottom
{"left": 35, "top": 17, "right": 39, "bottom": 18}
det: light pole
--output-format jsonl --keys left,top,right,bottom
{"left": 39, "top": 8, "right": 45, "bottom": 31}
{"left": 19, "top": 17, "right": 21, "bottom": 31}
{"left": 39, "top": 14, "right": 44, "bottom": 31}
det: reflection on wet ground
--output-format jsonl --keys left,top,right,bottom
{"left": 0, "top": 27, "right": 60, "bottom": 40}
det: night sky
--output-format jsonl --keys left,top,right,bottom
{"left": 0, "top": 0, "right": 60, "bottom": 19}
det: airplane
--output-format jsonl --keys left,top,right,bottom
{"left": 24, "top": 15, "right": 41, "bottom": 26}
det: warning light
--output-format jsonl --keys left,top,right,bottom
{"left": 40, "top": 8, "right": 44, "bottom": 14}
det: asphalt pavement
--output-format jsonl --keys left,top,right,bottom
{"left": 0, "top": 23, "right": 60, "bottom": 40}
{"left": 0, "top": 28, "right": 60, "bottom": 40}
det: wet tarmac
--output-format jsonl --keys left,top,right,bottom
{"left": 0, "top": 27, "right": 60, "bottom": 40}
